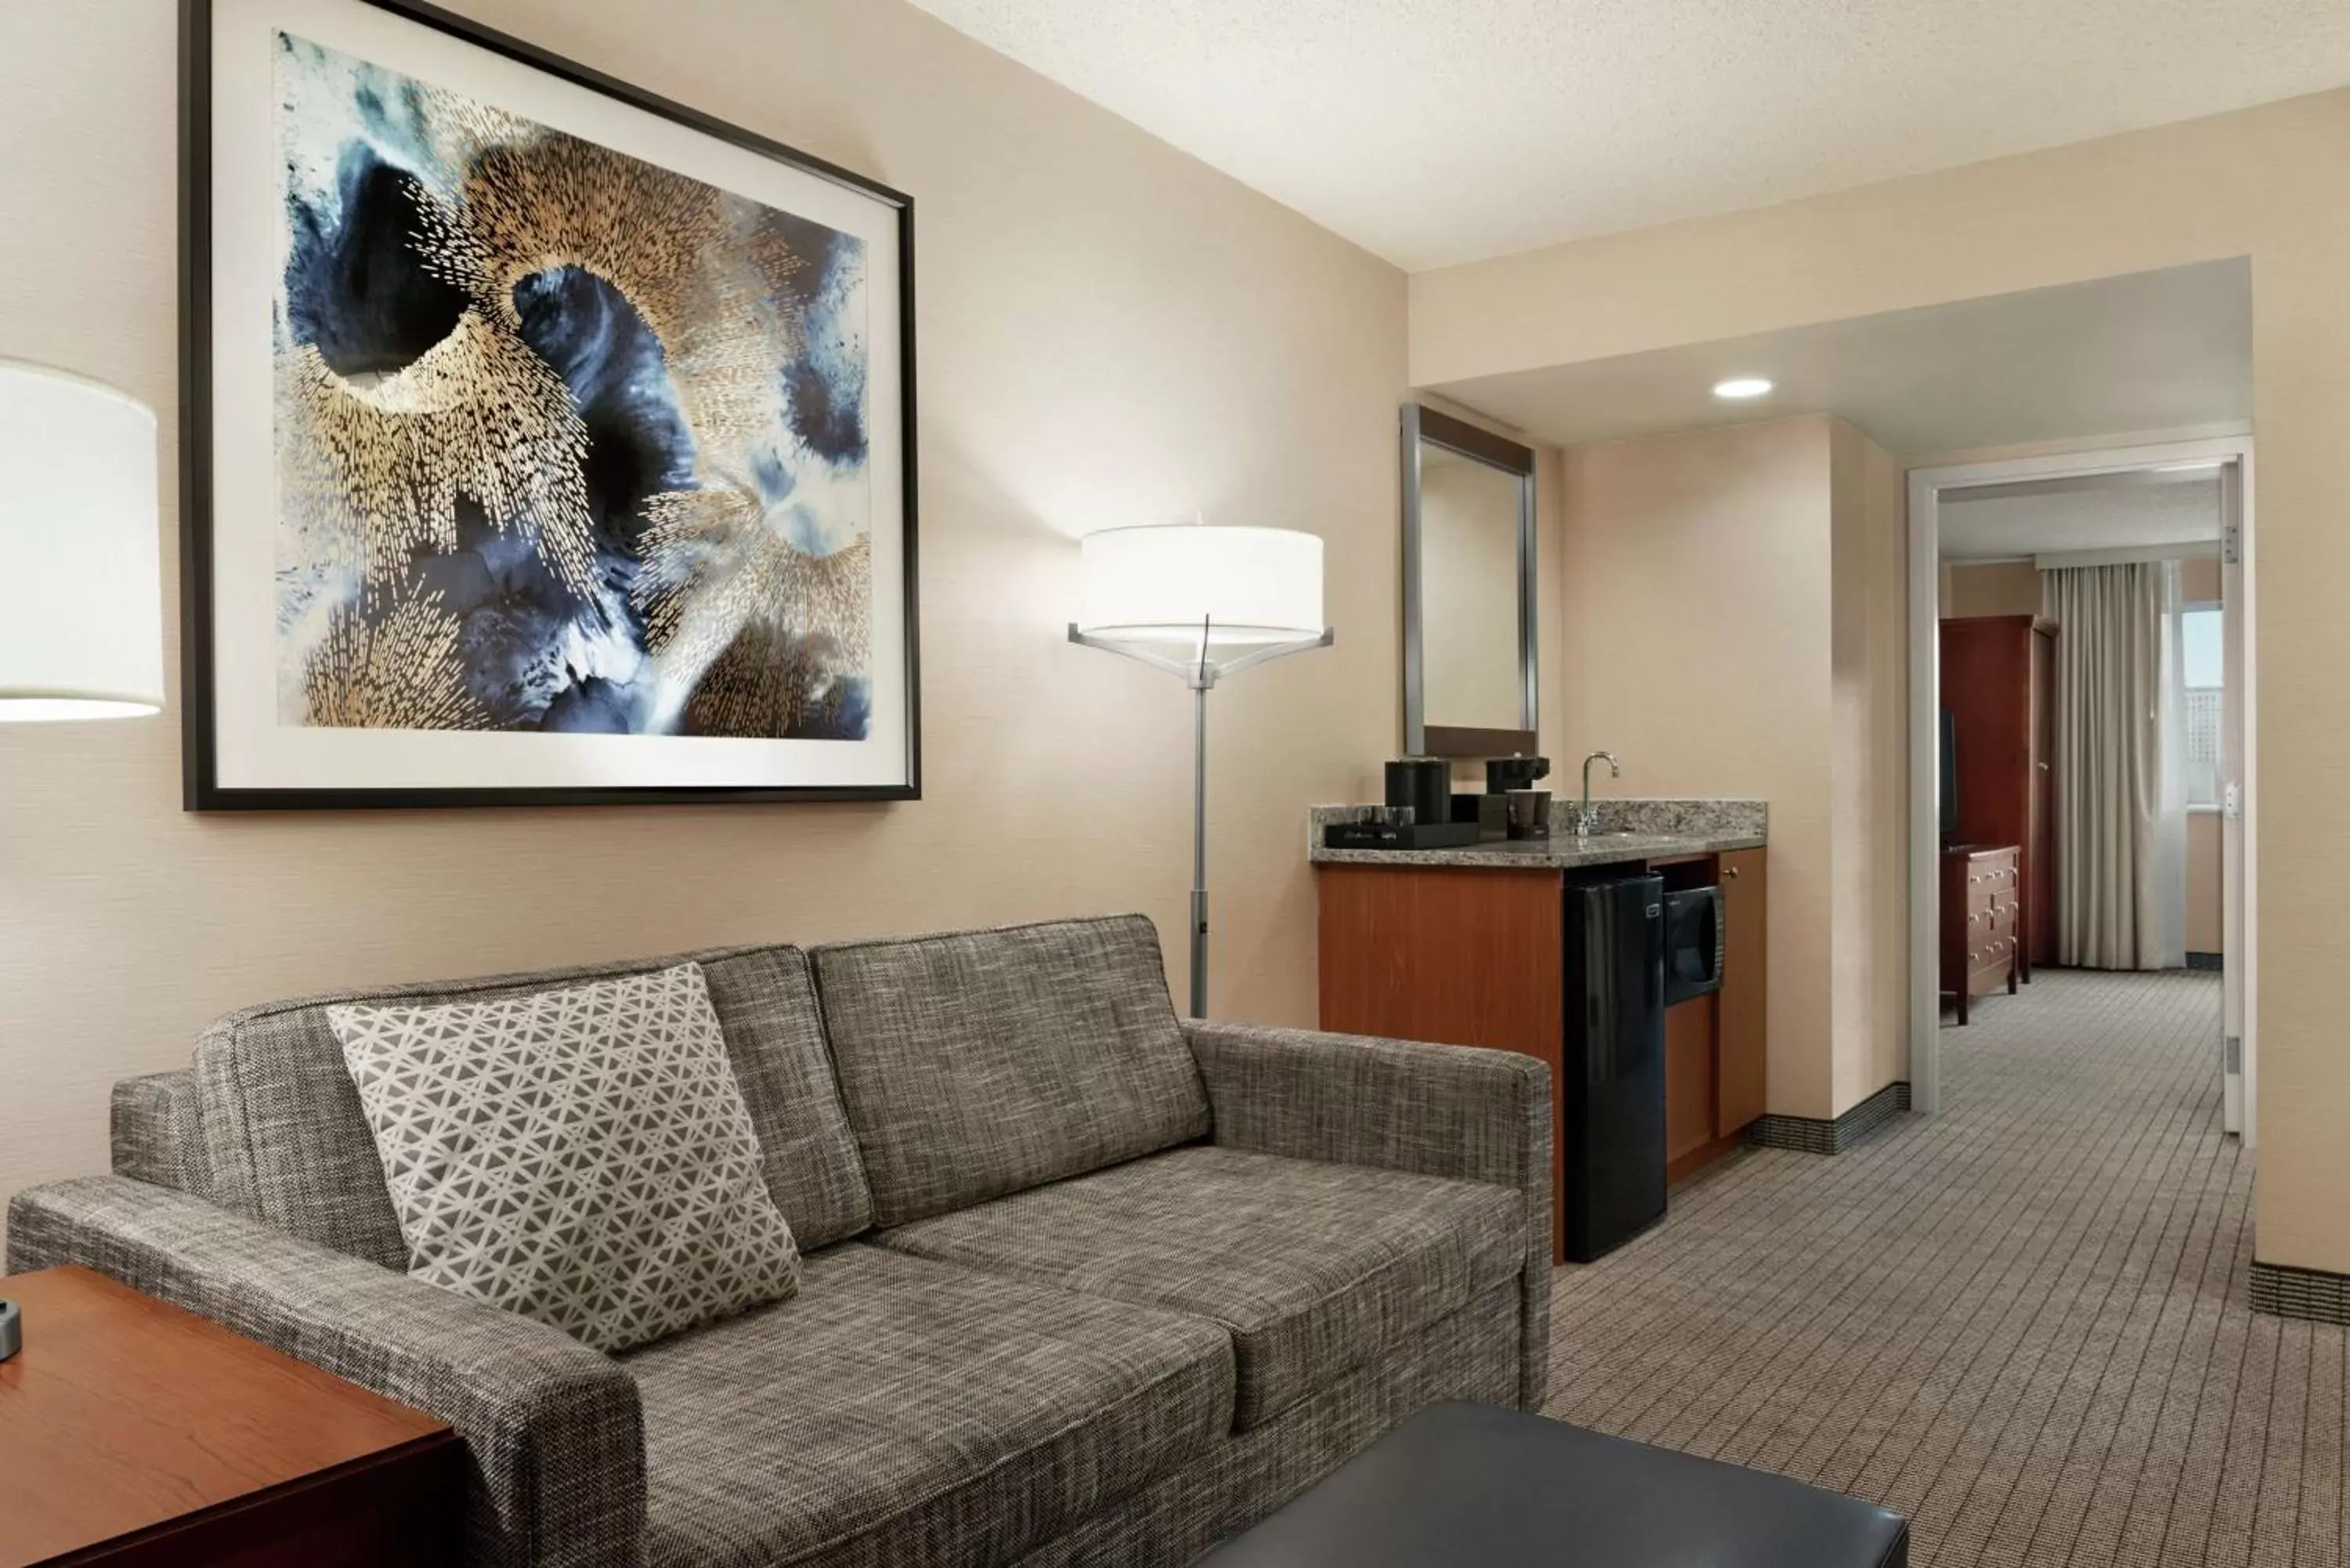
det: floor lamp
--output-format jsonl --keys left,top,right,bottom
{"left": 1070, "top": 524, "right": 1332, "bottom": 1018}
{"left": 0, "top": 360, "right": 165, "bottom": 1367}
{"left": 0, "top": 361, "right": 164, "bottom": 723}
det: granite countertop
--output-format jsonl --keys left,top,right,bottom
{"left": 1308, "top": 798, "right": 1766, "bottom": 871}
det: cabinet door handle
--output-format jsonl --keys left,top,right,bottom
{"left": 1725, "top": 865, "right": 1741, "bottom": 879}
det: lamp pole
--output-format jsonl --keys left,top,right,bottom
{"left": 1188, "top": 625, "right": 1214, "bottom": 1020}
{"left": 1069, "top": 613, "right": 1331, "bottom": 1017}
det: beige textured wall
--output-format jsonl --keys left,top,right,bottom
{"left": 1945, "top": 557, "right": 2213, "bottom": 619}
{"left": 0, "top": 0, "right": 1407, "bottom": 1230}
{"left": 2189, "top": 811, "right": 2225, "bottom": 956}
{"left": 1418, "top": 88, "right": 2350, "bottom": 1274}
{"left": 1855, "top": 432, "right": 1912, "bottom": 1109}
{"left": 1943, "top": 562, "right": 2043, "bottom": 620}
{"left": 1560, "top": 415, "right": 1905, "bottom": 1119}
{"left": 1824, "top": 422, "right": 1910, "bottom": 1115}
{"left": 1826, "top": 424, "right": 1871, "bottom": 1116}
{"left": 2182, "top": 556, "right": 2223, "bottom": 602}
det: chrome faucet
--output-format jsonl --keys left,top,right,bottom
{"left": 1578, "top": 751, "right": 1620, "bottom": 837}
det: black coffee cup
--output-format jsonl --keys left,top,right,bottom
{"left": 1504, "top": 789, "right": 1551, "bottom": 841}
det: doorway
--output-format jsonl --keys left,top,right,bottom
{"left": 1905, "top": 436, "right": 2256, "bottom": 1139}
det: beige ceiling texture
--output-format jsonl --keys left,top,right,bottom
{"left": 1430, "top": 259, "right": 2253, "bottom": 455}
{"left": 1940, "top": 471, "right": 2225, "bottom": 561}
{"left": 910, "top": 3, "right": 2300, "bottom": 453}
{"left": 909, "top": 0, "right": 2350, "bottom": 270}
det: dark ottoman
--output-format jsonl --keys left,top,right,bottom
{"left": 1201, "top": 1402, "right": 1908, "bottom": 1567}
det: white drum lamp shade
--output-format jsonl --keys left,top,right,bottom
{"left": 0, "top": 363, "right": 164, "bottom": 721}
{"left": 1076, "top": 525, "right": 1324, "bottom": 645}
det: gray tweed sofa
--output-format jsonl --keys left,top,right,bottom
{"left": 6, "top": 914, "right": 1550, "bottom": 1568}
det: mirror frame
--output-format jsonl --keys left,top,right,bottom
{"left": 1401, "top": 403, "right": 1539, "bottom": 757}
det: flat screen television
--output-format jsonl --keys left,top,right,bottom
{"left": 1939, "top": 705, "right": 1959, "bottom": 837}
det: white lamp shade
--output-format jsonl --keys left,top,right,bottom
{"left": 0, "top": 363, "right": 164, "bottom": 721}
{"left": 1076, "top": 525, "right": 1325, "bottom": 645}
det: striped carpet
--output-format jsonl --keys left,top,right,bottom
{"left": 1546, "top": 968, "right": 2345, "bottom": 1567}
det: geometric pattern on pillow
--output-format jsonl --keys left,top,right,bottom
{"left": 327, "top": 962, "right": 800, "bottom": 1354}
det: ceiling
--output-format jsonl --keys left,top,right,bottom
{"left": 1423, "top": 258, "right": 2251, "bottom": 457}
{"left": 907, "top": 0, "right": 2350, "bottom": 270}
{"left": 1941, "top": 470, "right": 2223, "bottom": 560}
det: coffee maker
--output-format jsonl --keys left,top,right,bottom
{"left": 1485, "top": 753, "right": 1550, "bottom": 794}
{"left": 1457, "top": 753, "right": 1551, "bottom": 842}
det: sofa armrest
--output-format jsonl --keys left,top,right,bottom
{"left": 1182, "top": 1021, "right": 1552, "bottom": 1409}
{"left": 6, "top": 1176, "right": 645, "bottom": 1568}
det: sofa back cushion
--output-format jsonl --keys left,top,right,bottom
{"left": 194, "top": 944, "right": 872, "bottom": 1269}
{"left": 812, "top": 915, "right": 1209, "bottom": 1227}
{"left": 111, "top": 1070, "right": 212, "bottom": 1198}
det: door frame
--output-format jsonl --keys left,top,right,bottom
{"left": 1905, "top": 435, "right": 2257, "bottom": 1131}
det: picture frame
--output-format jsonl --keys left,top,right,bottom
{"left": 181, "top": 0, "right": 920, "bottom": 809}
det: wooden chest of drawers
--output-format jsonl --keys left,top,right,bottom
{"left": 1941, "top": 844, "right": 2021, "bottom": 1025}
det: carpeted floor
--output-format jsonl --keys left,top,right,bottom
{"left": 1547, "top": 967, "right": 2344, "bottom": 1567}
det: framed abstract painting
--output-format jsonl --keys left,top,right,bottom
{"left": 182, "top": 0, "right": 918, "bottom": 807}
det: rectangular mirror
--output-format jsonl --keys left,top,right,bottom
{"left": 1401, "top": 404, "right": 1538, "bottom": 757}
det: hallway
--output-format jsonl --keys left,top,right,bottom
{"left": 1546, "top": 969, "right": 2341, "bottom": 1566}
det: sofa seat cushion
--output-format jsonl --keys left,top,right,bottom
{"left": 873, "top": 1145, "right": 1527, "bottom": 1431}
{"left": 625, "top": 1243, "right": 1236, "bottom": 1568}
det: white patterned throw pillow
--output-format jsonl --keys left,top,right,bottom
{"left": 328, "top": 962, "right": 799, "bottom": 1354}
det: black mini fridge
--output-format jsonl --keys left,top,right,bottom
{"left": 1563, "top": 873, "right": 1668, "bottom": 1263}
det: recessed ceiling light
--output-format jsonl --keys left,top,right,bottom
{"left": 1712, "top": 377, "right": 1774, "bottom": 400}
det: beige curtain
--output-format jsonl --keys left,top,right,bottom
{"left": 2044, "top": 562, "right": 2184, "bottom": 970}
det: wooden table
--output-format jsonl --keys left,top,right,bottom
{"left": 0, "top": 1266, "right": 461, "bottom": 1567}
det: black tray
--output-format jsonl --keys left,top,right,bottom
{"left": 1322, "top": 821, "right": 1483, "bottom": 851}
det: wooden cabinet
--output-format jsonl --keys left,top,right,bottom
{"left": 1665, "top": 995, "right": 1718, "bottom": 1170}
{"left": 1318, "top": 847, "right": 1768, "bottom": 1260}
{"left": 1940, "top": 844, "right": 2021, "bottom": 1024}
{"left": 1941, "top": 615, "right": 2057, "bottom": 974}
{"left": 1315, "top": 865, "right": 1565, "bottom": 1064}
{"left": 1716, "top": 847, "right": 1767, "bottom": 1136}
{"left": 1317, "top": 865, "right": 1567, "bottom": 1260}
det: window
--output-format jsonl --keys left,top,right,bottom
{"left": 2181, "top": 605, "right": 2222, "bottom": 807}
{"left": 2182, "top": 606, "right": 2222, "bottom": 688}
